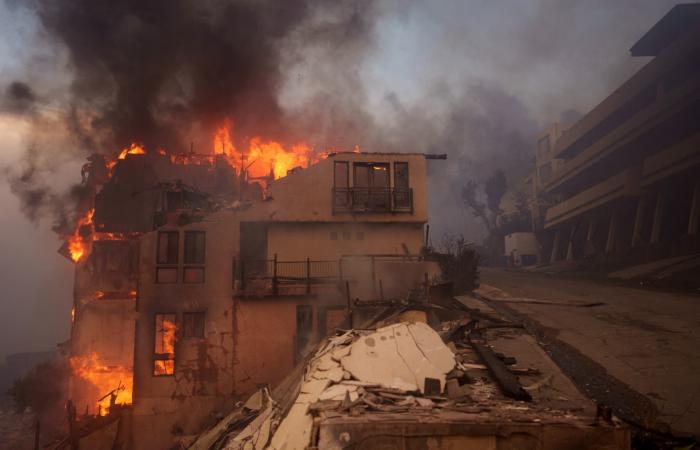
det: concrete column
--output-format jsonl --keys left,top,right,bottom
{"left": 550, "top": 229, "right": 562, "bottom": 263}
{"left": 586, "top": 219, "right": 596, "bottom": 242}
{"left": 584, "top": 219, "right": 597, "bottom": 257}
{"left": 631, "top": 197, "right": 647, "bottom": 247}
{"left": 565, "top": 240, "right": 574, "bottom": 261}
{"left": 605, "top": 212, "right": 619, "bottom": 255}
{"left": 688, "top": 181, "right": 700, "bottom": 236}
{"left": 565, "top": 225, "right": 576, "bottom": 261}
{"left": 650, "top": 192, "right": 665, "bottom": 244}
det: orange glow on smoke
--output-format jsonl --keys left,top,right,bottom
{"left": 68, "top": 209, "right": 94, "bottom": 263}
{"left": 70, "top": 352, "right": 133, "bottom": 415}
{"left": 117, "top": 143, "right": 146, "bottom": 160}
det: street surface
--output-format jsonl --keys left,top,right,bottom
{"left": 477, "top": 268, "right": 700, "bottom": 438}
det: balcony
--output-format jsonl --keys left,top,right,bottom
{"left": 234, "top": 257, "right": 341, "bottom": 297}
{"left": 332, "top": 187, "right": 413, "bottom": 214}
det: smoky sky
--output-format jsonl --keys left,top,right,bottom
{"left": 0, "top": 0, "right": 683, "bottom": 360}
{"left": 29, "top": 0, "right": 376, "bottom": 151}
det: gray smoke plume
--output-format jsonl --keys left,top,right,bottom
{"left": 2, "top": 0, "right": 679, "bottom": 238}
{"left": 1, "top": 81, "right": 38, "bottom": 116}
{"left": 3, "top": 0, "right": 381, "bottom": 224}
{"left": 29, "top": 0, "right": 379, "bottom": 151}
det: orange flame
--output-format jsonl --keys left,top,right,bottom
{"left": 70, "top": 352, "right": 133, "bottom": 416}
{"left": 210, "top": 120, "right": 332, "bottom": 181}
{"left": 154, "top": 316, "right": 176, "bottom": 376}
{"left": 117, "top": 143, "right": 146, "bottom": 160}
{"left": 68, "top": 209, "right": 94, "bottom": 263}
{"left": 213, "top": 119, "right": 236, "bottom": 156}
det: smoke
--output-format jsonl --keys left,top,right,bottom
{"left": 3, "top": 0, "right": 382, "bottom": 225}
{"left": 359, "top": 82, "right": 538, "bottom": 241}
{"left": 1, "top": 0, "right": 680, "bottom": 236}
{"left": 27, "top": 0, "right": 380, "bottom": 152}
{"left": 1, "top": 81, "right": 38, "bottom": 116}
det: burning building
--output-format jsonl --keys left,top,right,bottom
{"left": 64, "top": 132, "right": 446, "bottom": 448}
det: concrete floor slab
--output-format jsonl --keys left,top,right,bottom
{"left": 475, "top": 268, "right": 700, "bottom": 438}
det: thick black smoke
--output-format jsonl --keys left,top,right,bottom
{"left": 30, "top": 0, "right": 377, "bottom": 152}
{"left": 5, "top": 0, "right": 669, "bottom": 239}
{"left": 4, "top": 0, "right": 379, "bottom": 224}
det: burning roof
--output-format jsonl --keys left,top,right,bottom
{"left": 59, "top": 120, "right": 349, "bottom": 263}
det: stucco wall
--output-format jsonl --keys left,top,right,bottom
{"left": 232, "top": 297, "right": 346, "bottom": 396}
{"left": 266, "top": 222, "right": 425, "bottom": 261}
{"left": 127, "top": 153, "right": 431, "bottom": 448}
{"left": 261, "top": 153, "right": 428, "bottom": 223}
{"left": 132, "top": 218, "right": 237, "bottom": 448}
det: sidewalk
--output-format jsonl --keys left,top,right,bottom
{"left": 476, "top": 268, "right": 700, "bottom": 438}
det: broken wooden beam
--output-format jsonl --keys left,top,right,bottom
{"left": 469, "top": 338, "right": 532, "bottom": 402}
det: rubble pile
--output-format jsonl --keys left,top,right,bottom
{"left": 187, "top": 302, "right": 629, "bottom": 450}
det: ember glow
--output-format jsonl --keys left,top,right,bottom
{"left": 70, "top": 352, "right": 133, "bottom": 415}
{"left": 67, "top": 209, "right": 94, "bottom": 263}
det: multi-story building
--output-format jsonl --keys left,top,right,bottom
{"left": 69, "top": 150, "right": 441, "bottom": 448}
{"left": 535, "top": 4, "right": 700, "bottom": 265}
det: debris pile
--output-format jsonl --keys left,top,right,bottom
{"left": 187, "top": 301, "right": 629, "bottom": 450}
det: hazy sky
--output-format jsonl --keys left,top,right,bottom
{"left": 0, "top": 0, "right": 682, "bottom": 361}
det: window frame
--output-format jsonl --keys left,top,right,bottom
{"left": 393, "top": 162, "right": 409, "bottom": 190}
{"left": 183, "top": 312, "right": 206, "bottom": 339}
{"left": 333, "top": 161, "right": 349, "bottom": 188}
{"left": 183, "top": 231, "right": 206, "bottom": 284}
{"left": 156, "top": 231, "right": 179, "bottom": 283}
{"left": 153, "top": 313, "right": 177, "bottom": 377}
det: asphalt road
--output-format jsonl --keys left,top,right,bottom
{"left": 477, "top": 267, "right": 700, "bottom": 439}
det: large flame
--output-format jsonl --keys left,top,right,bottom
{"left": 117, "top": 143, "right": 146, "bottom": 160}
{"left": 70, "top": 352, "right": 133, "bottom": 416}
{"left": 65, "top": 122, "right": 357, "bottom": 263}
{"left": 211, "top": 120, "right": 328, "bottom": 181}
{"left": 213, "top": 119, "right": 236, "bottom": 156}
{"left": 154, "top": 316, "right": 176, "bottom": 376}
{"left": 67, "top": 209, "right": 94, "bottom": 263}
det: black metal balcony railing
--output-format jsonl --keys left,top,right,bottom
{"left": 234, "top": 257, "right": 340, "bottom": 295}
{"left": 233, "top": 254, "right": 429, "bottom": 297}
{"left": 332, "top": 187, "right": 413, "bottom": 214}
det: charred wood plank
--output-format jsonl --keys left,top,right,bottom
{"left": 469, "top": 337, "right": 532, "bottom": 402}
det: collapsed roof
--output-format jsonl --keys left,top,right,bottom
{"left": 186, "top": 299, "right": 629, "bottom": 450}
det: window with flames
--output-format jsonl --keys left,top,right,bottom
{"left": 153, "top": 314, "right": 176, "bottom": 376}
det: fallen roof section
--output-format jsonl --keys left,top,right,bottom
{"left": 187, "top": 300, "right": 630, "bottom": 450}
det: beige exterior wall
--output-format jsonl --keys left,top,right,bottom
{"left": 132, "top": 217, "right": 237, "bottom": 449}
{"left": 127, "top": 152, "right": 431, "bottom": 448}
{"left": 261, "top": 153, "right": 428, "bottom": 223}
{"left": 267, "top": 222, "right": 424, "bottom": 260}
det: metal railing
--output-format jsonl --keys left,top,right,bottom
{"left": 234, "top": 255, "right": 340, "bottom": 295}
{"left": 332, "top": 187, "right": 413, "bottom": 213}
{"left": 233, "top": 253, "right": 429, "bottom": 298}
